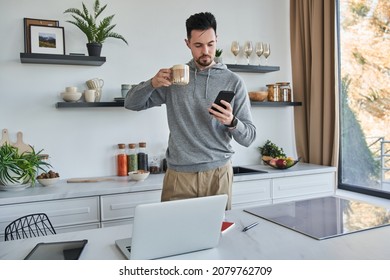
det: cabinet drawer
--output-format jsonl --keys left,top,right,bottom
{"left": 272, "top": 172, "right": 335, "bottom": 201}
{"left": 100, "top": 190, "right": 161, "bottom": 221}
{"left": 232, "top": 179, "right": 272, "bottom": 209}
{"left": 0, "top": 197, "right": 100, "bottom": 235}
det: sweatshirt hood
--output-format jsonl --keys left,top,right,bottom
{"left": 187, "top": 59, "right": 227, "bottom": 98}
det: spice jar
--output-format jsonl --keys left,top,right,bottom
{"left": 117, "top": 143, "right": 128, "bottom": 176}
{"left": 266, "top": 84, "right": 281, "bottom": 102}
{"left": 277, "top": 82, "right": 292, "bottom": 102}
{"left": 137, "top": 142, "right": 148, "bottom": 172}
{"left": 127, "top": 143, "right": 138, "bottom": 172}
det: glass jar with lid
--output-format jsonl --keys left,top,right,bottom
{"left": 276, "top": 82, "right": 292, "bottom": 102}
{"left": 266, "top": 84, "right": 281, "bottom": 102}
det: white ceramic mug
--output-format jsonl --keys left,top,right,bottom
{"left": 84, "top": 89, "right": 96, "bottom": 102}
{"left": 171, "top": 65, "right": 189, "bottom": 85}
{"left": 86, "top": 78, "right": 104, "bottom": 89}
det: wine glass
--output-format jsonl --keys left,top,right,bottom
{"left": 243, "top": 41, "right": 253, "bottom": 65}
{"left": 263, "top": 43, "right": 271, "bottom": 65}
{"left": 230, "top": 41, "right": 240, "bottom": 64}
{"left": 255, "top": 42, "right": 264, "bottom": 65}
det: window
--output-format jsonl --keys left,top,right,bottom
{"left": 338, "top": 0, "right": 390, "bottom": 197}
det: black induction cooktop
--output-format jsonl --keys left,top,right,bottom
{"left": 245, "top": 196, "right": 390, "bottom": 240}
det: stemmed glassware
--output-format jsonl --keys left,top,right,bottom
{"left": 255, "top": 42, "right": 264, "bottom": 65}
{"left": 230, "top": 41, "right": 240, "bottom": 64}
{"left": 243, "top": 41, "right": 253, "bottom": 65}
{"left": 263, "top": 43, "right": 271, "bottom": 65}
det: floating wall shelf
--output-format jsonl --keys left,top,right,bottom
{"left": 226, "top": 64, "right": 280, "bottom": 73}
{"left": 56, "top": 101, "right": 301, "bottom": 108}
{"left": 20, "top": 53, "right": 106, "bottom": 66}
{"left": 56, "top": 101, "right": 124, "bottom": 108}
{"left": 250, "top": 101, "right": 302, "bottom": 107}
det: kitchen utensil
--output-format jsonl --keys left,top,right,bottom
{"left": 0, "top": 128, "right": 11, "bottom": 146}
{"left": 13, "top": 132, "right": 32, "bottom": 154}
{"left": 67, "top": 177, "right": 116, "bottom": 183}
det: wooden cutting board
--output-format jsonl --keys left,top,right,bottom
{"left": 0, "top": 128, "right": 11, "bottom": 146}
{"left": 13, "top": 131, "right": 32, "bottom": 153}
{"left": 67, "top": 177, "right": 116, "bottom": 183}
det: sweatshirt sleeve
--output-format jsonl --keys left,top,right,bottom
{"left": 229, "top": 79, "right": 257, "bottom": 147}
{"left": 124, "top": 79, "right": 166, "bottom": 111}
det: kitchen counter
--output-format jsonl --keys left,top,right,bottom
{"left": 1, "top": 205, "right": 390, "bottom": 260}
{"left": 0, "top": 163, "right": 336, "bottom": 206}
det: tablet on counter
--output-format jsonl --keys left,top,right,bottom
{"left": 24, "top": 239, "right": 88, "bottom": 260}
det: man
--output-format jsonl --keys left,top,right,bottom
{"left": 125, "top": 12, "right": 256, "bottom": 209}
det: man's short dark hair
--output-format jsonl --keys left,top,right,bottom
{"left": 186, "top": 12, "right": 217, "bottom": 39}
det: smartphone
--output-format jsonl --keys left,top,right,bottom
{"left": 210, "top": 90, "right": 235, "bottom": 113}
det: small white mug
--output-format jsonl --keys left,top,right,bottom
{"left": 84, "top": 89, "right": 96, "bottom": 102}
{"left": 86, "top": 78, "right": 104, "bottom": 89}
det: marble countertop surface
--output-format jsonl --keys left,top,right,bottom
{"left": 1, "top": 205, "right": 389, "bottom": 260}
{"left": 0, "top": 163, "right": 336, "bottom": 205}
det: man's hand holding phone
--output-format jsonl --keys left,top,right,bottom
{"left": 209, "top": 91, "right": 235, "bottom": 127}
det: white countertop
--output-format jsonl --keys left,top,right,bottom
{"left": 1, "top": 205, "right": 389, "bottom": 260}
{"left": 0, "top": 163, "right": 336, "bottom": 205}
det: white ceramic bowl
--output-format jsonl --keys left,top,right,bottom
{"left": 37, "top": 177, "right": 60, "bottom": 186}
{"left": 62, "top": 92, "right": 82, "bottom": 102}
{"left": 128, "top": 170, "right": 150, "bottom": 181}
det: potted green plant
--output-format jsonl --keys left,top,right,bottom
{"left": 0, "top": 143, "right": 51, "bottom": 189}
{"left": 64, "top": 0, "right": 128, "bottom": 57}
{"left": 214, "top": 48, "right": 223, "bottom": 63}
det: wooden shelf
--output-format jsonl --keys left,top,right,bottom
{"left": 20, "top": 53, "right": 106, "bottom": 66}
{"left": 56, "top": 101, "right": 124, "bottom": 108}
{"left": 226, "top": 64, "right": 280, "bottom": 73}
{"left": 250, "top": 101, "right": 302, "bottom": 107}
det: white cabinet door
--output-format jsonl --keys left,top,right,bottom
{"left": 0, "top": 197, "right": 100, "bottom": 240}
{"left": 232, "top": 179, "right": 272, "bottom": 209}
{"left": 100, "top": 190, "right": 161, "bottom": 222}
{"left": 272, "top": 172, "right": 336, "bottom": 203}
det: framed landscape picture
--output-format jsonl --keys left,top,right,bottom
{"left": 29, "top": 25, "right": 65, "bottom": 55}
{"left": 23, "top": 18, "right": 59, "bottom": 53}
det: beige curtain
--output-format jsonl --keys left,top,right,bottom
{"left": 290, "top": 0, "right": 338, "bottom": 167}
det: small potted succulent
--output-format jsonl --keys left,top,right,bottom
{"left": 214, "top": 48, "right": 223, "bottom": 63}
{"left": 64, "top": 0, "right": 128, "bottom": 56}
{"left": 0, "top": 143, "right": 51, "bottom": 189}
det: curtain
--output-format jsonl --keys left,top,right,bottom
{"left": 290, "top": 0, "right": 338, "bottom": 167}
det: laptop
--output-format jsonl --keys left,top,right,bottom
{"left": 115, "top": 194, "right": 228, "bottom": 260}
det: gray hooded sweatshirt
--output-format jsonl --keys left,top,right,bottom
{"left": 125, "top": 60, "right": 256, "bottom": 172}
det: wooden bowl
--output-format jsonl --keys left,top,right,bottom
{"left": 248, "top": 91, "right": 268, "bottom": 102}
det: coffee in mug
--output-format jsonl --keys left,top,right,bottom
{"left": 171, "top": 64, "right": 189, "bottom": 85}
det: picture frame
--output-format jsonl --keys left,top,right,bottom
{"left": 29, "top": 25, "right": 65, "bottom": 55}
{"left": 23, "top": 18, "right": 59, "bottom": 53}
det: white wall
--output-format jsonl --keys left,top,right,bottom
{"left": 0, "top": 0, "right": 296, "bottom": 178}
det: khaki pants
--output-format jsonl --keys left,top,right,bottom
{"left": 161, "top": 162, "right": 233, "bottom": 210}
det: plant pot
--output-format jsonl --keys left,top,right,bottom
{"left": 0, "top": 168, "right": 25, "bottom": 186}
{"left": 87, "top": 43, "right": 102, "bottom": 57}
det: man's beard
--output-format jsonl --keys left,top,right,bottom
{"left": 196, "top": 55, "right": 213, "bottom": 67}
